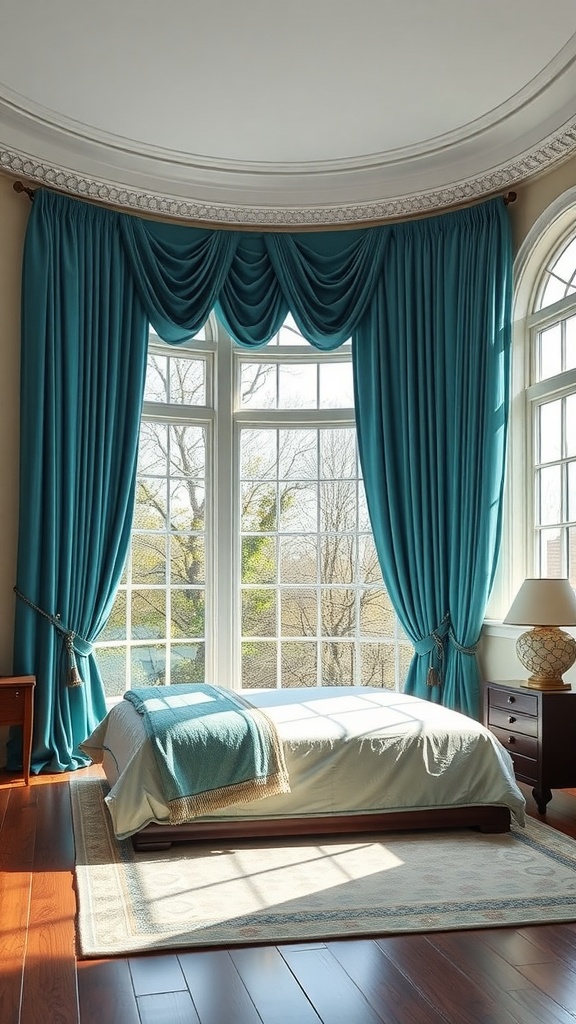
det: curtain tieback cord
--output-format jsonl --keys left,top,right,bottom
{"left": 414, "top": 614, "right": 478, "bottom": 687}
{"left": 13, "top": 586, "right": 93, "bottom": 687}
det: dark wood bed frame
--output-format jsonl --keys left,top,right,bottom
{"left": 131, "top": 804, "right": 511, "bottom": 851}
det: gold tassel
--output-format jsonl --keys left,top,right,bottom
{"left": 66, "top": 633, "right": 83, "bottom": 687}
{"left": 426, "top": 667, "right": 439, "bottom": 687}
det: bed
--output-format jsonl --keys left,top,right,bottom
{"left": 80, "top": 684, "right": 526, "bottom": 851}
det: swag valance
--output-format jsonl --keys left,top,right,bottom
{"left": 11, "top": 189, "right": 512, "bottom": 773}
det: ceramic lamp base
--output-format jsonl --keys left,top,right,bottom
{"left": 516, "top": 626, "right": 576, "bottom": 691}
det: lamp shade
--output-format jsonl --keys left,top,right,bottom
{"left": 504, "top": 578, "right": 576, "bottom": 626}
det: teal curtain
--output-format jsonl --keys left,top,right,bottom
{"left": 10, "top": 195, "right": 150, "bottom": 772}
{"left": 11, "top": 190, "right": 511, "bottom": 772}
{"left": 353, "top": 202, "right": 512, "bottom": 717}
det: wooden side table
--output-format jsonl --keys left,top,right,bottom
{"left": 0, "top": 675, "right": 36, "bottom": 785}
{"left": 484, "top": 679, "right": 576, "bottom": 814}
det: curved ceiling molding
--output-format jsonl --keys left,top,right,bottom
{"left": 2, "top": 3, "right": 576, "bottom": 226}
{"left": 3, "top": 119, "right": 576, "bottom": 228}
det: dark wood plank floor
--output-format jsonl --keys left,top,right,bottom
{"left": 3, "top": 769, "right": 576, "bottom": 1024}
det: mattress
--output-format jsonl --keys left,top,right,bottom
{"left": 80, "top": 685, "right": 526, "bottom": 839}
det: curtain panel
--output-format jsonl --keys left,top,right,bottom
{"left": 11, "top": 190, "right": 512, "bottom": 773}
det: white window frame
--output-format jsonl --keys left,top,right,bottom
{"left": 487, "top": 186, "right": 576, "bottom": 628}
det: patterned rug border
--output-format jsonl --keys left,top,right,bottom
{"left": 71, "top": 776, "right": 576, "bottom": 958}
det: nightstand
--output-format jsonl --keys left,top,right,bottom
{"left": 485, "top": 679, "right": 576, "bottom": 814}
{"left": 0, "top": 675, "right": 36, "bottom": 785}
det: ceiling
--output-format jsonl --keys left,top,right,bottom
{"left": 2, "top": 0, "right": 576, "bottom": 225}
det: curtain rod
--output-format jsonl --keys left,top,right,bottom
{"left": 12, "top": 179, "right": 518, "bottom": 220}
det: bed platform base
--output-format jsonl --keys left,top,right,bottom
{"left": 130, "top": 804, "right": 511, "bottom": 852}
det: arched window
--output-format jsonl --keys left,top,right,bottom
{"left": 500, "top": 188, "right": 576, "bottom": 616}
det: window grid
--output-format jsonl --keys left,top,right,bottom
{"left": 94, "top": 318, "right": 412, "bottom": 698}
{"left": 530, "top": 232, "right": 576, "bottom": 586}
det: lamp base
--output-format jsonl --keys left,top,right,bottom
{"left": 516, "top": 626, "right": 576, "bottom": 691}
{"left": 519, "top": 676, "right": 572, "bottom": 691}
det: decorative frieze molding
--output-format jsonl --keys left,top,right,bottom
{"left": 3, "top": 117, "right": 576, "bottom": 227}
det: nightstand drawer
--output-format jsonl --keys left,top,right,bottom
{"left": 0, "top": 686, "right": 26, "bottom": 722}
{"left": 490, "top": 725, "right": 538, "bottom": 760}
{"left": 487, "top": 687, "right": 538, "bottom": 717}
{"left": 508, "top": 751, "right": 538, "bottom": 784}
{"left": 488, "top": 707, "right": 538, "bottom": 737}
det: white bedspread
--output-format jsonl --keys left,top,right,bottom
{"left": 80, "top": 686, "right": 526, "bottom": 839}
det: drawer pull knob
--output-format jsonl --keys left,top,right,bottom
{"left": 14, "top": 691, "right": 20, "bottom": 697}
{"left": 508, "top": 716, "right": 516, "bottom": 724}
{"left": 507, "top": 696, "right": 516, "bottom": 704}
{"left": 508, "top": 736, "right": 515, "bottom": 744}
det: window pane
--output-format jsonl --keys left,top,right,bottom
{"left": 568, "top": 463, "right": 576, "bottom": 522}
{"left": 131, "top": 590, "right": 166, "bottom": 640}
{"left": 279, "top": 483, "right": 317, "bottom": 532}
{"left": 170, "top": 535, "right": 205, "bottom": 585}
{"left": 280, "top": 588, "right": 317, "bottom": 636}
{"left": 169, "top": 425, "right": 205, "bottom": 477}
{"left": 360, "top": 642, "right": 397, "bottom": 689}
{"left": 538, "top": 401, "right": 562, "bottom": 463}
{"left": 320, "top": 535, "right": 354, "bottom": 584}
{"left": 320, "top": 482, "right": 356, "bottom": 531}
{"left": 569, "top": 528, "right": 576, "bottom": 590}
{"left": 278, "top": 429, "right": 317, "bottom": 479}
{"left": 169, "top": 357, "right": 205, "bottom": 405}
{"left": 241, "top": 482, "right": 278, "bottom": 532}
{"left": 278, "top": 364, "right": 317, "bottom": 408}
{"left": 171, "top": 590, "right": 204, "bottom": 638}
{"left": 566, "top": 316, "right": 576, "bottom": 372}
{"left": 539, "top": 528, "right": 564, "bottom": 577}
{"left": 241, "top": 641, "right": 277, "bottom": 687}
{"left": 241, "top": 430, "right": 277, "bottom": 479}
{"left": 95, "top": 647, "right": 126, "bottom": 696}
{"left": 134, "top": 480, "right": 167, "bottom": 529}
{"left": 279, "top": 536, "right": 317, "bottom": 583}
{"left": 538, "top": 465, "right": 562, "bottom": 526}
{"left": 321, "top": 428, "right": 356, "bottom": 478}
{"left": 131, "top": 534, "right": 167, "bottom": 584}
{"left": 319, "top": 363, "right": 354, "bottom": 408}
{"left": 276, "top": 313, "right": 307, "bottom": 346}
{"left": 242, "top": 535, "right": 276, "bottom": 585}
{"left": 549, "top": 236, "right": 576, "bottom": 286}
{"left": 97, "top": 591, "right": 126, "bottom": 643}
{"left": 131, "top": 645, "right": 166, "bottom": 685}
{"left": 359, "top": 589, "right": 393, "bottom": 636}
{"left": 138, "top": 423, "right": 168, "bottom": 474}
{"left": 144, "top": 355, "right": 169, "bottom": 402}
{"left": 538, "top": 323, "right": 562, "bottom": 381}
{"left": 358, "top": 535, "right": 382, "bottom": 584}
{"left": 321, "top": 641, "right": 354, "bottom": 684}
{"left": 171, "top": 643, "right": 203, "bottom": 683}
{"left": 566, "top": 395, "right": 576, "bottom": 458}
{"left": 170, "top": 480, "right": 205, "bottom": 531}
{"left": 539, "top": 275, "right": 570, "bottom": 309}
{"left": 280, "top": 641, "right": 317, "bottom": 686}
{"left": 240, "top": 363, "right": 277, "bottom": 408}
{"left": 242, "top": 589, "right": 276, "bottom": 635}
{"left": 321, "top": 589, "right": 355, "bottom": 636}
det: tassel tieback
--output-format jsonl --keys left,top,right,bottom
{"left": 13, "top": 586, "right": 92, "bottom": 687}
{"left": 414, "top": 615, "right": 478, "bottom": 688}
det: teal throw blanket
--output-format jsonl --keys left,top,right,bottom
{"left": 123, "top": 684, "right": 290, "bottom": 823}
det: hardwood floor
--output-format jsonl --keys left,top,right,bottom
{"left": 3, "top": 772, "right": 576, "bottom": 1024}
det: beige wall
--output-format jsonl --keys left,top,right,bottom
{"left": 1, "top": 158, "right": 576, "bottom": 739}
{"left": 0, "top": 174, "right": 29, "bottom": 669}
{"left": 0, "top": 173, "right": 30, "bottom": 757}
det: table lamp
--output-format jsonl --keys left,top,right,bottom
{"left": 503, "top": 578, "right": 576, "bottom": 690}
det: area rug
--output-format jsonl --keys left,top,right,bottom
{"left": 71, "top": 776, "right": 576, "bottom": 957}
